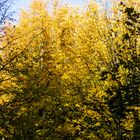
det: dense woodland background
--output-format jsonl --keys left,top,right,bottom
{"left": 0, "top": 0, "right": 140, "bottom": 139}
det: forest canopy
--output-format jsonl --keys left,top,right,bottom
{"left": 0, "top": 0, "right": 140, "bottom": 139}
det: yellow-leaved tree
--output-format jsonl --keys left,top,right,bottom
{"left": 0, "top": 0, "right": 139, "bottom": 139}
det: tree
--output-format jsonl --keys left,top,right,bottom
{"left": 0, "top": 0, "right": 15, "bottom": 25}
{"left": 100, "top": 0, "right": 140, "bottom": 139}
{"left": 0, "top": 0, "right": 139, "bottom": 139}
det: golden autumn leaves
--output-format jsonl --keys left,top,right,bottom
{"left": 0, "top": 0, "right": 140, "bottom": 139}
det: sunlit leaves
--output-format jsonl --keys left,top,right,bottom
{"left": 0, "top": 0, "right": 140, "bottom": 139}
